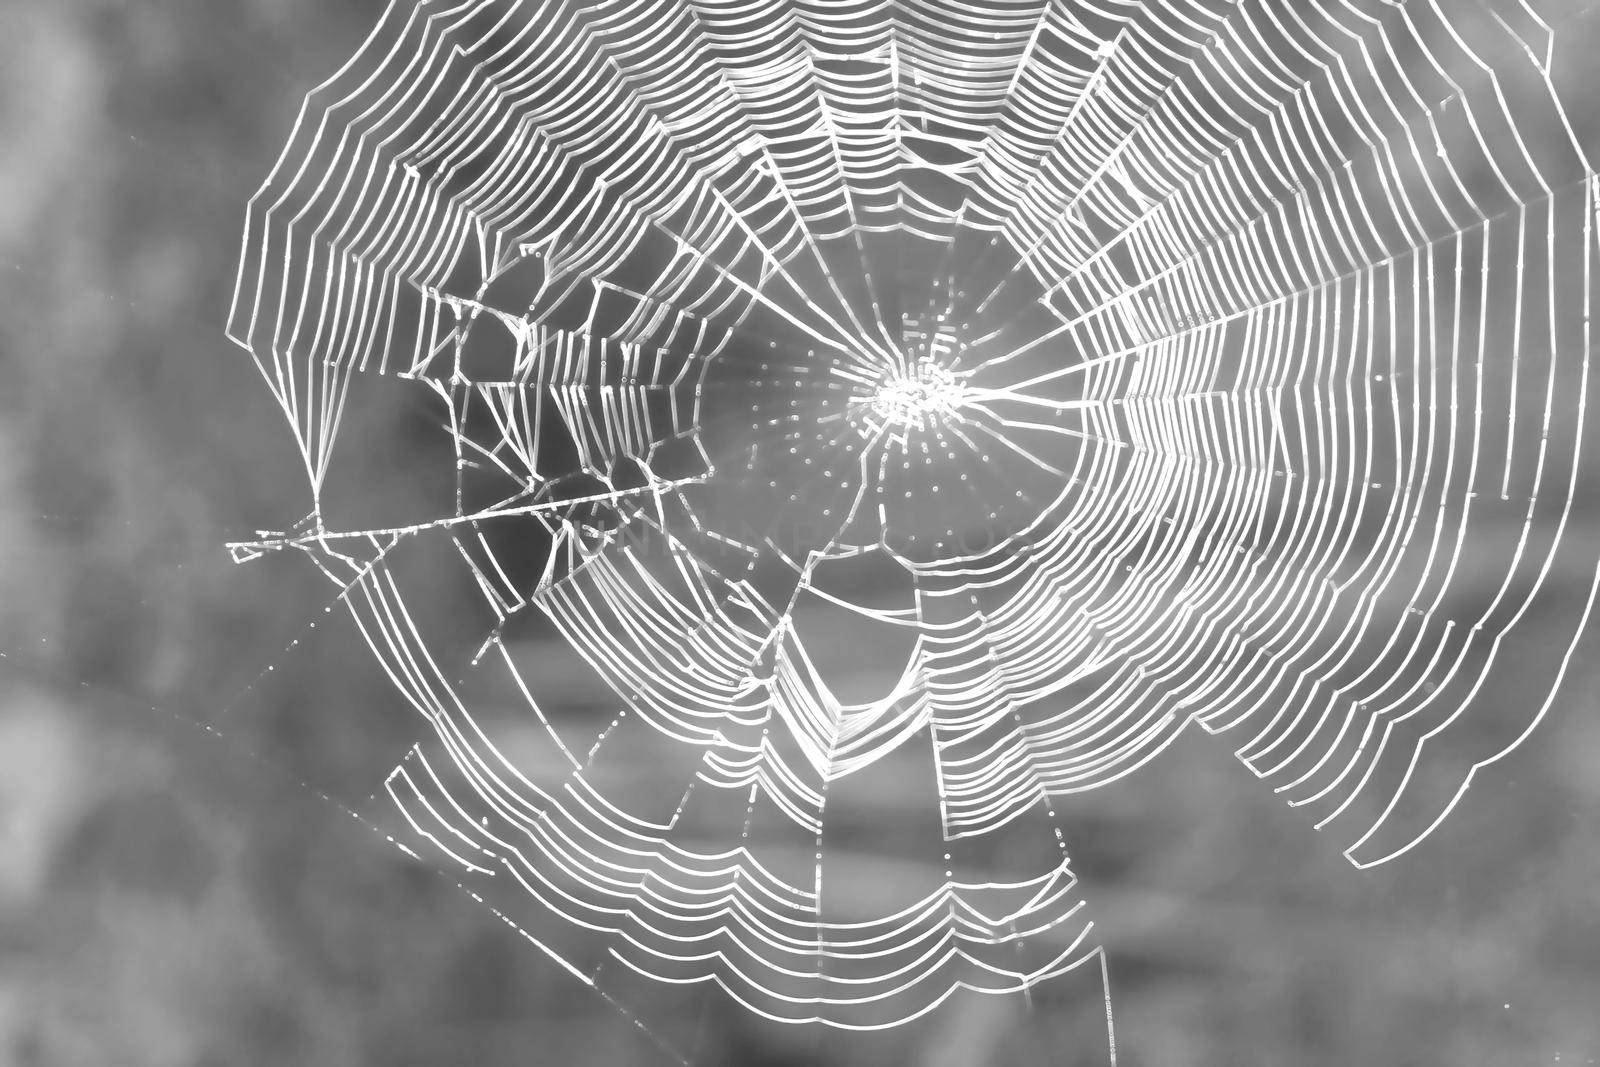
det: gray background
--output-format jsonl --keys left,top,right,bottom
{"left": 1, "top": 1, "right": 1597, "bottom": 1064}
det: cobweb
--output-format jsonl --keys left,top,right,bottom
{"left": 226, "top": 0, "right": 1600, "bottom": 1050}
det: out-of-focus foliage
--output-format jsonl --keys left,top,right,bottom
{"left": 0, "top": 2, "right": 1597, "bottom": 1065}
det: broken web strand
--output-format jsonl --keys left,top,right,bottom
{"left": 225, "top": 0, "right": 1599, "bottom": 1057}
{"left": 0, "top": 583, "right": 697, "bottom": 1067}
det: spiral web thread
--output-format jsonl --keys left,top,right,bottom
{"left": 227, "top": 0, "right": 1600, "bottom": 1040}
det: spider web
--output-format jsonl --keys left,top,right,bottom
{"left": 225, "top": 0, "right": 1600, "bottom": 1048}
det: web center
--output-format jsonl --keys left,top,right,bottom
{"left": 861, "top": 360, "right": 969, "bottom": 432}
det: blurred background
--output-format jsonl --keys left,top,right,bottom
{"left": 0, "top": 1, "right": 1598, "bottom": 1064}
